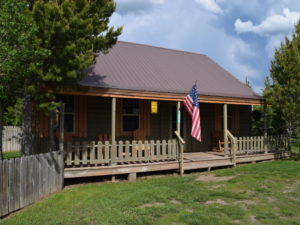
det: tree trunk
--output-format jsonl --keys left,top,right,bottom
{"left": 21, "top": 94, "right": 33, "bottom": 155}
{"left": 0, "top": 103, "right": 3, "bottom": 160}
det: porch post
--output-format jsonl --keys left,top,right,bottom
{"left": 111, "top": 97, "right": 116, "bottom": 142}
{"left": 223, "top": 104, "right": 228, "bottom": 155}
{"left": 177, "top": 101, "right": 184, "bottom": 176}
{"left": 111, "top": 97, "right": 116, "bottom": 166}
{"left": 59, "top": 104, "right": 65, "bottom": 152}
{"left": 263, "top": 104, "right": 268, "bottom": 154}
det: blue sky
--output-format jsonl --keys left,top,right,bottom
{"left": 110, "top": 0, "right": 300, "bottom": 93}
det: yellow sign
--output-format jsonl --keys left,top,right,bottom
{"left": 151, "top": 101, "right": 158, "bottom": 114}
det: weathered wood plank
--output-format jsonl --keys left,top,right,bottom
{"left": 150, "top": 140, "right": 155, "bottom": 161}
{"left": 137, "top": 141, "right": 143, "bottom": 161}
{"left": 1, "top": 160, "right": 9, "bottom": 216}
{"left": 104, "top": 141, "right": 110, "bottom": 164}
{"left": 8, "top": 159, "right": 15, "bottom": 213}
{"left": 14, "top": 158, "right": 20, "bottom": 211}
{"left": 162, "top": 140, "right": 166, "bottom": 160}
{"left": 144, "top": 141, "right": 149, "bottom": 162}
{"left": 118, "top": 141, "right": 124, "bottom": 162}
{"left": 82, "top": 142, "right": 88, "bottom": 165}
{"left": 66, "top": 143, "right": 72, "bottom": 166}
{"left": 132, "top": 141, "right": 137, "bottom": 161}
{"left": 90, "top": 142, "right": 96, "bottom": 165}
{"left": 97, "top": 141, "right": 103, "bottom": 164}
{"left": 125, "top": 141, "right": 130, "bottom": 162}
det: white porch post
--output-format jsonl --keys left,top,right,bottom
{"left": 223, "top": 104, "right": 228, "bottom": 156}
{"left": 111, "top": 97, "right": 116, "bottom": 142}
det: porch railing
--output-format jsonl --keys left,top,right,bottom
{"left": 228, "top": 135, "right": 290, "bottom": 156}
{"left": 64, "top": 139, "right": 179, "bottom": 167}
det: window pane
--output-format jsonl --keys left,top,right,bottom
{"left": 122, "top": 99, "right": 139, "bottom": 115}
{"left": 123, "top": 116, "right": 139, "bottom": 132}
{"left": 64, "top": 114, "right": 74, "bottom": 132}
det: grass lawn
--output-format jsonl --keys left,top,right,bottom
{"left": 2, "top": 151, "right": 21, "bottom": 160}
{"left": 1, "top": 159, "right": 300, "bottom": 225}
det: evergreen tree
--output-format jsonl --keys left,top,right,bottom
{"left": 24, "top": 0, "right": 121, "bottom": 153}
{"left": 28, "top": 0, "right": 122, "bottom": 110}
{"left": 0, "top": 0, "right": 47, "bottom": 157}
{"left": 264, "top": 21, "right": 300, "bottom": 137}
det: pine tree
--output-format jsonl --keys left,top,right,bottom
{"left": 28, "top": 0, "right": 122, "bottom": 110}
{"left": 0, "top": 0, "right": 47, "bottom": 156}
{"left": 24, "top": 0, "right": 121, "bottom": 153}
{"left": 264, "top": 21, "right": 300, "bottom": 137}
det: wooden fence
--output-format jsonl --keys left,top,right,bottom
{"left": 0, "top": 151, "right": 64, "bottom": 218}
{"left": 233, "top": 135, "right": 289, "bottom": 155}
{"left": 2, "top": 126, "right": 22, "bottom": 152}
{"left": 65, "top": 139, "right": 178, "bottom": 167}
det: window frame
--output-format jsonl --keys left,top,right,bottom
{"left": 121, "top": 99, "right": 141, "bottom": 135}
{"left": 58, "top": 95, "right": 76, "bottom": 134}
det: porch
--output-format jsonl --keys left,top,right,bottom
{"left": 63, "top": 134, "right": 290, "bottom": 178}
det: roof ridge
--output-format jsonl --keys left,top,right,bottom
{"left": 118, "top": 40, "right": 207, "bottom": 57}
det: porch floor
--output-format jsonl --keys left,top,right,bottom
{"left": 64, "top": 151, "right": 279, "bottom": 178}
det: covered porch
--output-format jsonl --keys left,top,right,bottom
{"left": 55, "top": 94, "right": 290, "bottom": 179}
{"left": 63, "top": 134, "right": 290, "bottom": 178}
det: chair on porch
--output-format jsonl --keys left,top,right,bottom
{"left": 212, "top": 131, "right": 224, "bottom": 152}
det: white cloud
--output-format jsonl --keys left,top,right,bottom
{"left": 234, "top": 8, "right": 300, "bottom": 36}
{"left": 195, "top": 0, "right": 224, "bottom": 15}
{"left": 115, "top": 0, "right": 164, "bottom": 15}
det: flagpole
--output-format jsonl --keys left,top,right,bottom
{"left": 177, "top": 101, "right": 184, "bottom": 176}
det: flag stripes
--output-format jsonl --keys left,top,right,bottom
{"left": 183, "top": 83, "right": 202, "bottom": 142}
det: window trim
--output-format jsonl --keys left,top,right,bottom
{"left": 120, "top": 99, "right": 141, "bottom": 135}
{"left": 59, "top": 95, "right": 76, "bottom": 134}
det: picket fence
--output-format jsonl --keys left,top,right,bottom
{"left": 0, "top": 150, "right": 64, "bottom": 218}
{"left": 2, "top": 126, "right": 22, "bottom": 152}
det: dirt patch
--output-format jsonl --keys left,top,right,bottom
{"left": 139, "top": 202, "right": 165, "bottom": 208}
{"left": 196, "top": 174, "right": 236, "bottom": 182}
{"left": 204, "top": 199, "right": 228, "bottom": 205}
{"left": 170, "top": 199, "right": 181, "bottom": 205}
{"left": 250, "top": 215, "right": 257, "bottom": 223}
{"left": 267, "top": 197, "right": 276, "bottom": 203}
{"left": 210, "top": 184, "right": 226, "bottom": 189}
{"left": 234, "top": 200, "right": 256, "bottom": 205}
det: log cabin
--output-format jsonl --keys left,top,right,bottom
{"left": 37, "top": 41, "right": 290, "bottom": 179}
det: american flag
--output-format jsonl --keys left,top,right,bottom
{"left": 183, "top": 83, "right": 202, "bottom": 142}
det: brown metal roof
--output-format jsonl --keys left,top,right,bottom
{"left": 80, "top": 41, "right": 262, "bottom": 100}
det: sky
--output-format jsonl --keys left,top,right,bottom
{"left": 110, "top": 0, "right": 300, "bottom": 94}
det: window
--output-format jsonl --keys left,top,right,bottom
{"left": 57, "top": 95, "right": 75, "bottom": 133}
{"left": 122, "top": 99, "right": 140, "bottom": 132}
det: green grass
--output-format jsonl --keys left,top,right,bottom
{"left": 1, "top": 160, "right": 300, "bottom": 225}
{"left": 2, "top": 151, "right": 21, "bottom": 159}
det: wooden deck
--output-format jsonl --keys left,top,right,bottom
{"left": 64, "top": 151, "right": 279, "bottom": 178}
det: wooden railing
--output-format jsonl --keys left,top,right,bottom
{"left": 228, "top": 135, "right": 290, "bottom": 156}
{"left": 64, "top": 139, "right": 179, "bottom": 167}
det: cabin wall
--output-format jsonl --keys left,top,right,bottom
{"left": 149, "top": 101, "right": 171, "bottom": 140}
{"left": 238, "top": 105, "right": 252, "bottom": 136}
{"left": 84, "top": 97, "right": 252, "bottom": 150}
{"left": 87, "top": 96, "right": 111, "bottom": 140}
{"left": 184, "top": 103, "right": 215, "bottom": 152}
{"left": 86, "top": 97, "right": 172, "bottom": 141}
